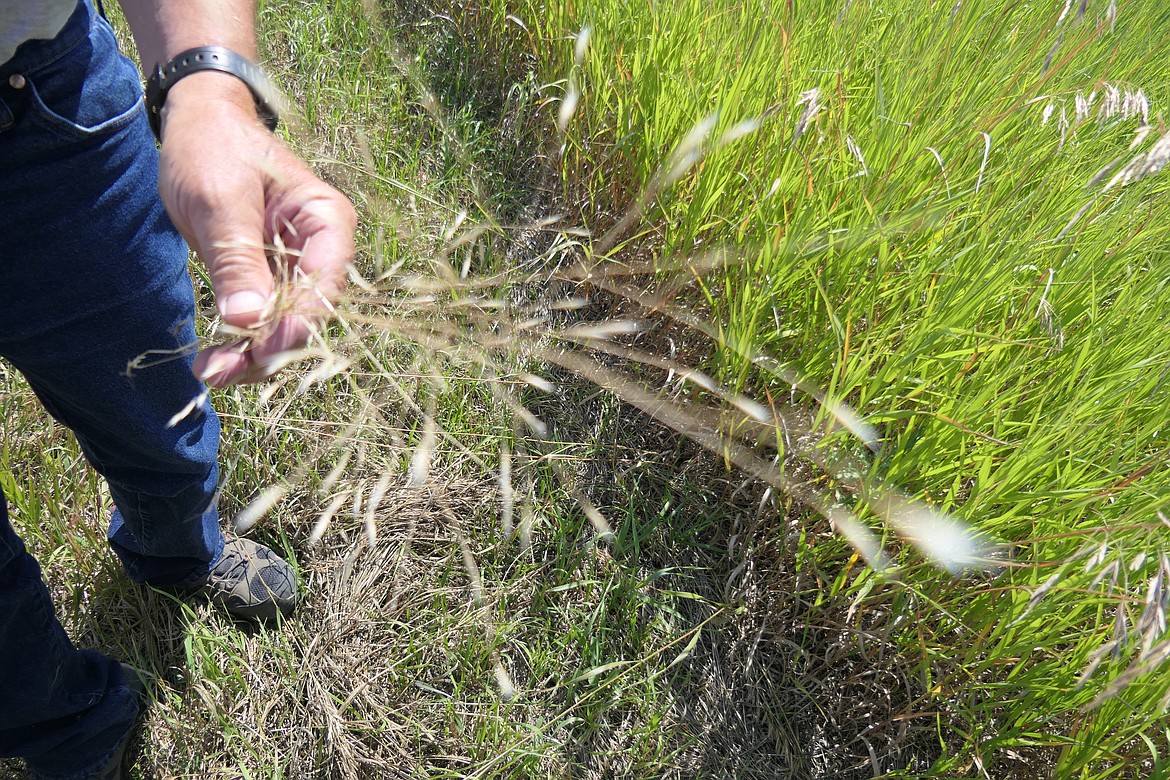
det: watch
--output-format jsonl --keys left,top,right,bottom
{"left": 145, "top": 45, "right": 280, "bottom": 140}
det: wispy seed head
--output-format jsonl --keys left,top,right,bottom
{"left": 574, "top": 26, "right": 591, "bottom": 64}
{"left": 793, "top": 88, "right": 821, "bottom": 144}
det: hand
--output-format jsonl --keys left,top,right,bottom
{"left": 157, "top": 72, "right": 357, "bottom": 386}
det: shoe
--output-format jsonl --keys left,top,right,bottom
{"left": 193, "top": 537, "right": 299, "bottom": 621}
{"left": 90, "top": 665, "right": 148, "bottom": 780}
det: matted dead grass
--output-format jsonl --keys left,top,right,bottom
{"left": 1, "top": 353, "right": 953, "bottom": 780}
{"left": 92, "top": 473, "right": 811, "bottom": 779}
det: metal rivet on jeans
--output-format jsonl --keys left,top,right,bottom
{"left": 8, "top": 74, "right": 25, "bottom": 89}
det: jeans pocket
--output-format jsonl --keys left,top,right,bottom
{"left": 24, "top": 17, "right": 144, "bottom": 142}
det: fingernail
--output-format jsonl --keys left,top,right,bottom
{"left": 219, "top": 291, "right": 268, "bottom": 319}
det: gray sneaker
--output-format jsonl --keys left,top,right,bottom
{"left": 195, "top": 537, "right": 299, "bottom": 620}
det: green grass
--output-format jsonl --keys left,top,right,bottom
{"left": 391, "top": 0, "right": 1170, "bottom": 774}
{"left": 4, "top": 0, "right": 1170, "bottom": 778}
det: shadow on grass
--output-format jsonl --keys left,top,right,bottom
{"left": 527, "top": 381, "right": 943, "bottom": 780}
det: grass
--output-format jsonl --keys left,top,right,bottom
{"left": 3, "top": 0, "right": 1170, "bottom": 778}
{"left": 499, "top": 0, "right": 1170, "bottom": 774}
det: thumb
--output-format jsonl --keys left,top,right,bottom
{"left": 195, "top": 200, "right": 274, "bottom": 331}
{"left": 159, "top": 142, "right": 275, "bottom": 330}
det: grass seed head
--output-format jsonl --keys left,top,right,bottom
{"left": 407, "top": 406, "right": 438, "bottom": 488}
{"left": 792, "top": 88, "right": 821, "bottom": 145}
{"left": 234, "top": 485, "right": 288, "bottom": 533}
{"left": 498, "top": 441, "right": 514, "bottom": 537}
{"left": 574, "top": 25, "right": 591, "bottom": 64}
{"left": 846, "top": 134, "right": 868, "bottom": 176}
{"left": 1075, "top": 91, "right": 1095, "bottom": 124}
{"left": 557, "top": 80, "right": 580, "bottom": 134}
{"left": 1100, "top": 84, "right": 1120, "bottom": 121}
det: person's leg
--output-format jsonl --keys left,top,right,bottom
{"left": 0, "top": 0, "right": 299, "bottom": 613}
{"left": 0, "top": 0, "right": 224, "bottom": 588}
{"left": 0, "top": 2, "right": 216, "bottom": 775}
{"left": 0, "top": 494, "right": 139, "bottom": 778}
{"left": 0, "top": 0, "right": 299, "bottom": 768}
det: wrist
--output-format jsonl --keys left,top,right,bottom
{"left": 161, "top": 71, "right": 256, "bottom": 132}
{"left": 148, "top": 47, "right": 281, "bottom": 141}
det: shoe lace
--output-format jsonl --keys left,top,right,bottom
{"left": 209, "top": 542, "right": 251, "bottom": 586}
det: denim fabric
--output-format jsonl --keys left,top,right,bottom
{"left": 0, "top": 512, "right": 139, "bottom": 780}
{"left": 0, "top": 1, "right": 226, "bottom": 775}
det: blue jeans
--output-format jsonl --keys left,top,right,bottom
{"left": 0, "top": 2, "right": 226, "bottom": 776}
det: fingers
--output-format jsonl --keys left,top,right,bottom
{"left": 277, "top": 192, "right": 357, "bottom": 312}
{"left": 158, "top": 105, "right": 355, "bottom": 387}
{"left": 193, "top": 313, "right": 308, "bottom": 386}
{"left": 193, "top": 189, "right": 352, "bottom": 388}
{"left": 193, "top": 343, "right": 251, "bottom": 387}
{"left": 200, "top": 185, "right": 295, "bottom": 334}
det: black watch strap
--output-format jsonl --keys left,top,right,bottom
{"left": 145, "top": 46, "right": 280, "bottom": 140}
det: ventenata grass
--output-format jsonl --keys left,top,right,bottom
{"left": 2, "top": 0, "right": 1169, "bottom": 778}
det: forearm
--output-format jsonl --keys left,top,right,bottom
{"left": 118, "top": 0, "right": 257, "bottom": 71}
{"left": 118, "top": 0, "right": 264, "bottom": 139}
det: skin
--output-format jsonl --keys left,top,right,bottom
{"left": 119, "top": 0, "right": 357, "bottom": 386}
